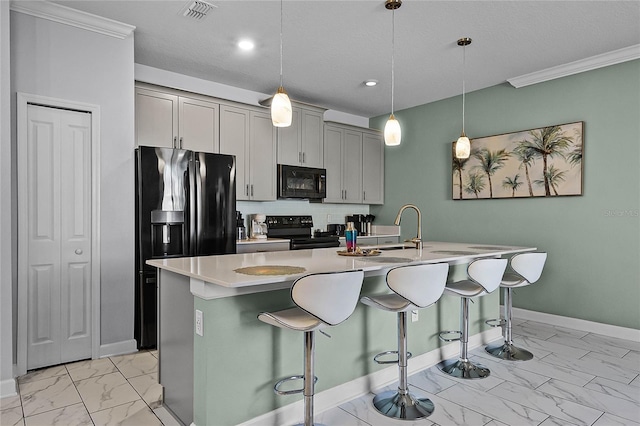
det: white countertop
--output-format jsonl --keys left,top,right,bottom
{"left": 236, "top": 238, "right": 289, "bottom": 245}
{"left": 147, "top": 241, "right": 534, "bottom": 292}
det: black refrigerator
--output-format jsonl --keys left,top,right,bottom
{"left": 135, "top": 146, "right": 236, "bottom": 349}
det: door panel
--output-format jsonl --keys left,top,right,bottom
{"left": 26, "top": 105, "right": 92, "bottom": 369}
{"left": 179, "top": 97, "right": 219, "bottom": 153}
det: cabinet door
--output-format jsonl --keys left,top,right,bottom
{"left": 301, "top": 109, "right": 324, "bottom": 168}
{"left": 276, "top": 108, "right": 301, "bottom": 165}
{"left": 249, "top": 111, "right": 277, "bottom": 201}
{"left": 179, "top": 97, "right": 219, "bottom": 153}
{"left": 323, "top": 126, "right": 344, "bottom": 203}
{"left": 135, "top": 89, "right": 178, "bottom": 148}
{"left": 362, "top": 131, "right": 384, "bottom": 204}
{"left": 219, "top": 106, "right": 250, "bottom": 200}
{"left": 342, "top": 130, "right": 363, "bottom": 203}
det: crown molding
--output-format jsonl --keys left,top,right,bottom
{"left": 10, "top": 1, "right": 135, "bottom": 39}
{"left": 508, "top": 44, "right": 640, "bottom": 88}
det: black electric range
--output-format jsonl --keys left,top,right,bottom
{"left": 265, "top": 215, "right": 340, "bottom": 250}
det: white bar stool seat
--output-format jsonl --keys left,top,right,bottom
{"left": 360, "top": 263, "right": 449, "bottom": 420}
{"left": 258, "top": 270, "right": 364, "bottom": 426}
{"left": 438, "top": 258, "right": 507, "bottom": 379}
{"left": 485, "top": 252, "right": 547, "bottom": 361}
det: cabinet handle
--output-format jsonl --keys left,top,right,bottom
{"left": 298, "top": 152, "right": 302, "bottom": 163}
{"left": 173, "top": 136, "right": 177, "bottom": 148}
{"left": 251, "top": 184, "right": 254, "bottom": 197}
{"left": 246, "top": 184, "right": 249, "bottom": 196}
{"left": 302, "top": 152, "right": 305, "bottom": 163}
{"left": 179, "top": 137, "right": 183, "bottom": 149}
{"left": 363, "top": 191, "right": 366, "bottom": 201}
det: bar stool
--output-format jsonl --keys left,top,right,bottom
{"left": 485, "top": 252, "right": 547, "bottom": 361}
{"left": 438, "top": 258, "right": 507, "bottom": 379}
{"left": 257, "top": 270, "right": 364, "bottom": 426}
{"left": 360, "top": 263, "right": 449, "bottom": 420}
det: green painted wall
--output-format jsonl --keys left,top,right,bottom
{"left": 371, "top": 60, "right": 640, "bottom": 330}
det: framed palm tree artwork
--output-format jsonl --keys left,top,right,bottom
{"left": 452, "top": 121, "right": 583, "bottom": 200}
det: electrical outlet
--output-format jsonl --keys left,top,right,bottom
{"left": 327, "top": 214, "right": 332, "bottom": 223}
{"left": 411, "top": 310, "right": 419, "bottom": 322}
{"left": 195, "top": 309, "right": 203, "bottom": 336}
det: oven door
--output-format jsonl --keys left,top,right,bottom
{"left": 278, "top": 165, "right": 326, "bottom": 200}
{"left": 290, "top": 237, "right": 340, "bottom": 250}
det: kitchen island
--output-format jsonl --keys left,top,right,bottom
{"left": 148, "top": 241, "right": 535, "bottom": 426}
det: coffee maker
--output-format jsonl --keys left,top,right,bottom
{"left": 249, "top": 214, "right": 268, "bottom": 239}
{"left": 345, "top": 214, "right": 366, "bottom": 235}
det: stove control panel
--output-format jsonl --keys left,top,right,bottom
{"left": 265, "top": 215, "right": 313, "bottom": 229}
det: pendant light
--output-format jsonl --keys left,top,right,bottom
{"left": 271, "top": 0, "right": 292, "bottom": 127}
{"left": 455, "top": 37, "right": 472, "bottom": 158}
{"left": 384, "top": 0, "right": 402, "bottom": 146}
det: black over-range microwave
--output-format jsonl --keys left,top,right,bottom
{"left": 278, "top": 164, "right": 326, "bottom": 200}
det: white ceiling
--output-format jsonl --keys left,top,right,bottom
{"left": 52, "top": 0, "right": 640, "bottom": 118}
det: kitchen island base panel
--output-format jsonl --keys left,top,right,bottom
{"left": 158, "top": 269, "right": 194, "bottom": 426}
{"left": 190, "top": 271, "right": 500, "bottom": 426}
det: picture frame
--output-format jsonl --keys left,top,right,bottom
{"left": 452, "top": 121, "right": 584, "bottom": 200}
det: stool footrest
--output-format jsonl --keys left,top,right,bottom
{"left": 438, "top": 330, "right": 461, "bottom": 342}
{"left": 485, "top": 318, "right": 506, "bottom": 328}
{"left": 273, "top": 375, "right": 318, "bottom": 396}
{"left": 373, "top": 350, "right": 412, "bottom": 365}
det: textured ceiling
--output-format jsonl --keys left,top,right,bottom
{"left": 53, "top": 0, "right": 640, "bottom": 117}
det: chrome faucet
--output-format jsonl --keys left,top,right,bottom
{"left": 394, "top": 204, "right": 423, "bottom": 250}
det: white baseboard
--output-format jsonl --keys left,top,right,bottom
{"left": 98, "top": 339, "right": 138, "bottom": 358}
{"left": 236, "top": 327, "right": 501, "bottom": 426}
{"left": 0, "top": 378, "right": 17, "bottom": 399}
{"left": 511, "top": 307, "right": 640, "bottom": 342}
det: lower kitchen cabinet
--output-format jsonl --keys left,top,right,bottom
{"left": 236, "top": 240, "right": 290, "bottom": 253}
{"left": 324, "top": 122, "right": 384, "bottom": 205}
{"left": 220, "top": 104, "right": 276, "bottom": 201}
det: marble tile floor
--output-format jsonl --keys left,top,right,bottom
{"left": 1, "top": 320, "right": 639, "bottom": 425}
{"left": 0, "top": 349, "right": 180, "bottom": 426}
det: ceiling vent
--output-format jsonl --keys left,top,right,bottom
{"left": 180, "top": 1, "right": 216, "bottom": 21}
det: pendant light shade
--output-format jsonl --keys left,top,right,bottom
{"left": 455, "top": 37, "right": 472, "bottom": 158}
{"left": 384, "top": 0, "right": 402, "bottom": 146}
{"left": 271, "top": 0, "right": 292, "bottom": 127}
{"left": 271, "top": 86, "right": 292, "bottom": 127}
{"left": 384, "top": 114, "right": 401, "bottom": 146}
{"left": 456, "top": 133, "right": 470, "bottom": 158}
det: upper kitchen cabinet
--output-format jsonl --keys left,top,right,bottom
{"left": 135, "top": 84, "right": 219, "bottom": 152}
{"left": 220, "top": 104, "right": 277, "bottom": 201}
{"left": 276, "top": 102, "right": 326, "bottom": 168}
{"left": 323, "top": 122, "right": 384, "bottom": 205}
{"left": 361, "top": 130, "right": 384, "bottom": 205}
{"left": 323, "top": 123, "right": 363, "bottom": 204}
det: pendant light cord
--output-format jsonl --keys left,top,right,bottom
{"left": 279, "top": 0, "right": 283, "bottom": 87}
{"left": 391, "top": 8, "right": 395, "bottom": 115}
{"left": 461, "top": 43, "right": 466, "bottom": 133}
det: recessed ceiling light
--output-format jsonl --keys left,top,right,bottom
{"left": 364, "top": 80, "right": 378, "bottom": 87}
{"left": 238, "top": 39, "right": 255, "bottom": 51}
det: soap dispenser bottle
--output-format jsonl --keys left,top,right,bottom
{"left": 345, "top": 221, "right": 357, "bottom": 253}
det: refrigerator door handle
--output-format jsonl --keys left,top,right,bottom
{"left": 188, "top": 155, "right": 197, "bottom": 256}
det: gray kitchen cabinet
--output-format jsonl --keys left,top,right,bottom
{"left": 135, "top": 85, "right": 219, "bottom": 152}
{"left": 323, "top": 124, "right": 362, "bottom": 203}
{"left": 277, "top": 103, "right": 325, "bottom": 168}
{"left": 236, "top": 240, "right": 290, "bottom": 253}
{"left": 362, "top": 130, "right": 384, "bottom": 205}
{"left": 220, "top": 104, "right": 276, "bottom": 201}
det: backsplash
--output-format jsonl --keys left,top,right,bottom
{"left": 237, "top": 200, "right": 369, "bottom": 232}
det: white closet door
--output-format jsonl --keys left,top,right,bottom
{"left": 26, "top": 105, "right": 92, "bottom": 369}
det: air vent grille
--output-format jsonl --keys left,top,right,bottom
{"left": 180, "top": 1, "right": 216, "bottom": 21}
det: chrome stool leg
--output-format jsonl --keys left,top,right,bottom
{"left": 372, "top": 311, "right": 434, "bottom": 420}
{"left": 302, "top": 331, "right": 318, "bottom": 426}
{"left": 439, "top": 297, "right": 490, "bottom": 379}
{"left": 485, "top": 288, "right": 534, "bottom": 361}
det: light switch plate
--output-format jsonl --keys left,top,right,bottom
{"left": 411, "top": 310, "right": 419, "bottom": 322}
